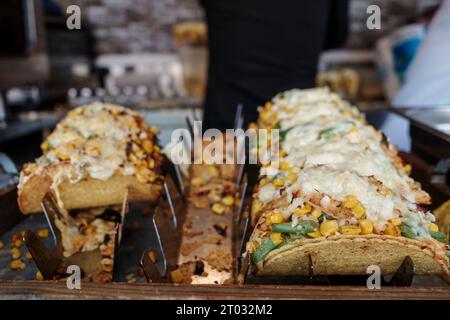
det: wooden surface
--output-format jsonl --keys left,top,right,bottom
{"left": 0, "top": 281, "right": 449, "bottom": 300}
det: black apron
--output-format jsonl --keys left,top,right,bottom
{"left": 201, "top": 0, "right": 348, "bottom": 130}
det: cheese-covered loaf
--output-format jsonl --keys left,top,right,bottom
{"left": 247, "top": 88, "right": 449, "bottom": 275}
{"left": 18, "top": 103, "right": 164, "bottom": 214}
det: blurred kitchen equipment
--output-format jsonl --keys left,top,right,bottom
{"left": 173, "top": 22, "right": 208, "bottom": 100}
{"left": 318, "top": 49, "right": 384, "bottom": 103}
{"left": 376, "top": 23, "right": 426, "bottom": 102}
{"left": 0, "top": 0, "right": 49, "bottom": 95}
{"left": 394, "top": 107, "right": 450, "bottom": 164}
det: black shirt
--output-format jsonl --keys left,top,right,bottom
{"left": 201, "top": 0, "right": 349, "bottom": 130}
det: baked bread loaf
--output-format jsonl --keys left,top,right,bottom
{"left": 18, "top": 103, "right": 164, "bottom": 214}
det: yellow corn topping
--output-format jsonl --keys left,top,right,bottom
{"left": 403, "top": 164, "right": 412, "bottom": 175}
{"left": 279, "top": 150, "right": 288, "bottom": 158}
{"left": 38, "top": 228, "right": 49, "bottom": 238}
{"left": 207, "top": 166, "right": 219, "bottom": 177}
{"left": 428, "top": 223, "right": 439, "bottom": 233}
{"left": 307, "top": 231, "right": 322, "bottom": 238}
{"left": 191, "top": 177, "right": 203, "bottom": 187}
{"left": 343, "top": 195, "right": 358, "bottom": 209}
{"left": 252, "top": 200, "right": 262, "bottom": 214}
{"left": 390, "top": 218, "right": 402, "bottom": 226}
{"left": 287, "top": 171, "right": 298, "bottom": 183}
{"left": 270, "top": 212, "right": 285, "bottom": 224}
{"left": 259, "top": 177, "right": 269, "bottom": 187}
{"left": 359, "top": 219, "right": 374, "bottom": 234}
{"left": 339, "top": 225, "right": 362, "bottom": 235}
{"left": 170, "top": 269, "right": 184, "bottom": 283}
{"left": 222, "top": 195, "right": 235, "bottom": 206}
{"left": 311, "top": 207, "right": 323, "bottom": 219}
{"left": 212, "top": 203, "right": 225, "bottom": 215}
{"left": 270, "top": 232, "right": 283, "bottom": 245}
{"left": 320, "top": 220, "right": 339, "bottom": 237}
{"left": 280, "top": 162, "right": 290, "bottom": 170}
{"left": 272, "top": 178, "right": 285, "bottom": 187}
{"left": 142, "top": 140, "right": 153, "bottom": 153}
{"left": 352, "top": 204, "right": 366, "bottom": 219}
{"left": 384, "top": 224, "right": 400, "bottom": 236}
{"left": 10, "top": 259, "right": 25, "bottom": 270}
{"left": 41, "top": 141, "right": 49, "bottom": 152}
{"left": 10, "top": 247, "right": 21, "bottom": 259}
{"left": 36, "top": 271, "right": 44, "bottom": 281}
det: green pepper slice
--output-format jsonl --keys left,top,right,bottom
{"left": 251, "top": 238, "right": 280, "bottom": 265}
{"left": 272, "top": 220, "right": 319, "bottom": 235}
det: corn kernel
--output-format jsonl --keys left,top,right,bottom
{"left": 307, "top": 231, "right": 322, "bottom": 238}
{"left": 403, "top": 164, "right": 412, "bottom": 175}
{"left": 288, "top": 171, "right": 298, "bottom": 183}
{"left": 359, "top": 219, "right": 374, "bottom": 234}
{"left": 37, "top": 228, "right": 49, "bottom": 239}
{"left": 170, "top": 269, "right": 184, "bottom": 283}
{"left": 252, "top": 200, "right": 262, "bottom": 214}
{"left": 41, "top": 141, "right": 49, "bottom": 152}
{"left": 150, "top": 126, "right": 159, "bottom": 135}
{"left": 339, "top": 225, "right": 362, "bottom": 235}
{"left": 191, "top": 177, "right": 203, "bottom": 187}
{"left": 272, "top": 178, "right": 285, "bottom": 187}
{"left": 429, "top": 223, "right": 439, "bottom": 233}
{"left": 311, "top": 207, "right": 323, "bottom": 219}
{"left": 390, "top": 218, "right": 402, "bottom": 226}
{"left": 84, "top": 226, "right": 97, "bottom": 235}
{"left": 343, "top": 195, "right": 358, "bottom": 209}
{"left": 10, "top": 247, "right": 21, "bottom": 259}
{"left": 10, "top": 259, "right": 25, "bottom": 270}
{"left": 13, "top": 239, "right": 23, "bottom": 248}
{"left": 280, "top": 162, "right": 290, "bottom": 170}
{"left": 265, "top": 212, "right": 272, "bottom": 226}
{"left": 352, "top": 204, "right": 366, "bottom": 219}
{"left": 384, "top": 224, "right": 400, "bottom": 236}
{"left": 279, "top": 150, "right": 288, "bottom": 158}
{"left": 56, "top": 151, "right": 70, "bottom": 161}
{"left": 270, "top": 212, "right": 284, "bottom": 224}
{"left": 259, "top": 177, "right": 269, "bottom": 187}
{"left": 207, "top": 166, "right": 219, "bottom": 177}
{"left": 222, "top": 195, "right": 235, "bottom": 207}
{"left": 270, "top": 232, "right": 283, "bottom": 245}
{"left": 0, "top": 241, "right": 4, "bottom": 249}
{"left": 320, "top": 220, "right": 339, "bottom": 237}
{"left": 26, "top": 252, "right": 32, "bottom": 260}
{"left": 293, "top": 203, "right": 312, "bottom": 216}
{"left": 36, "top": 271, "right": 44, "bottom": 281}
{"left": 142, "top": 140, "right": 153, "bottom": 153}
{"left": 147, "top": 251, "right": 158, "bottom": 263}
{"left": 212, "top": 203, "right": 225, "bottom": 215}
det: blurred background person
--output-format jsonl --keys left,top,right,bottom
{"left": 201, "top": 0, "right": 349, "bottom": 130}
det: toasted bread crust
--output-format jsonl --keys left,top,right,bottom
{"left": 259, "top": 235, "right": 449, "bottom": 276}
{"left": 18, "top": 166, "right": 162, "bottom": 214}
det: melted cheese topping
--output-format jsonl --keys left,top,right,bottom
{"left": 19, "top": 103, "right": 163, "bottom": 196}
{"left": 256, "top": 87, "right": 437, "bottom": 240}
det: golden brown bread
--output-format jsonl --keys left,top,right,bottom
{"left": 18, "top": 164, "right": 162, "bottom": 214}
{"left": 17, "top": 103, "right": 163, "bottom": 214}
